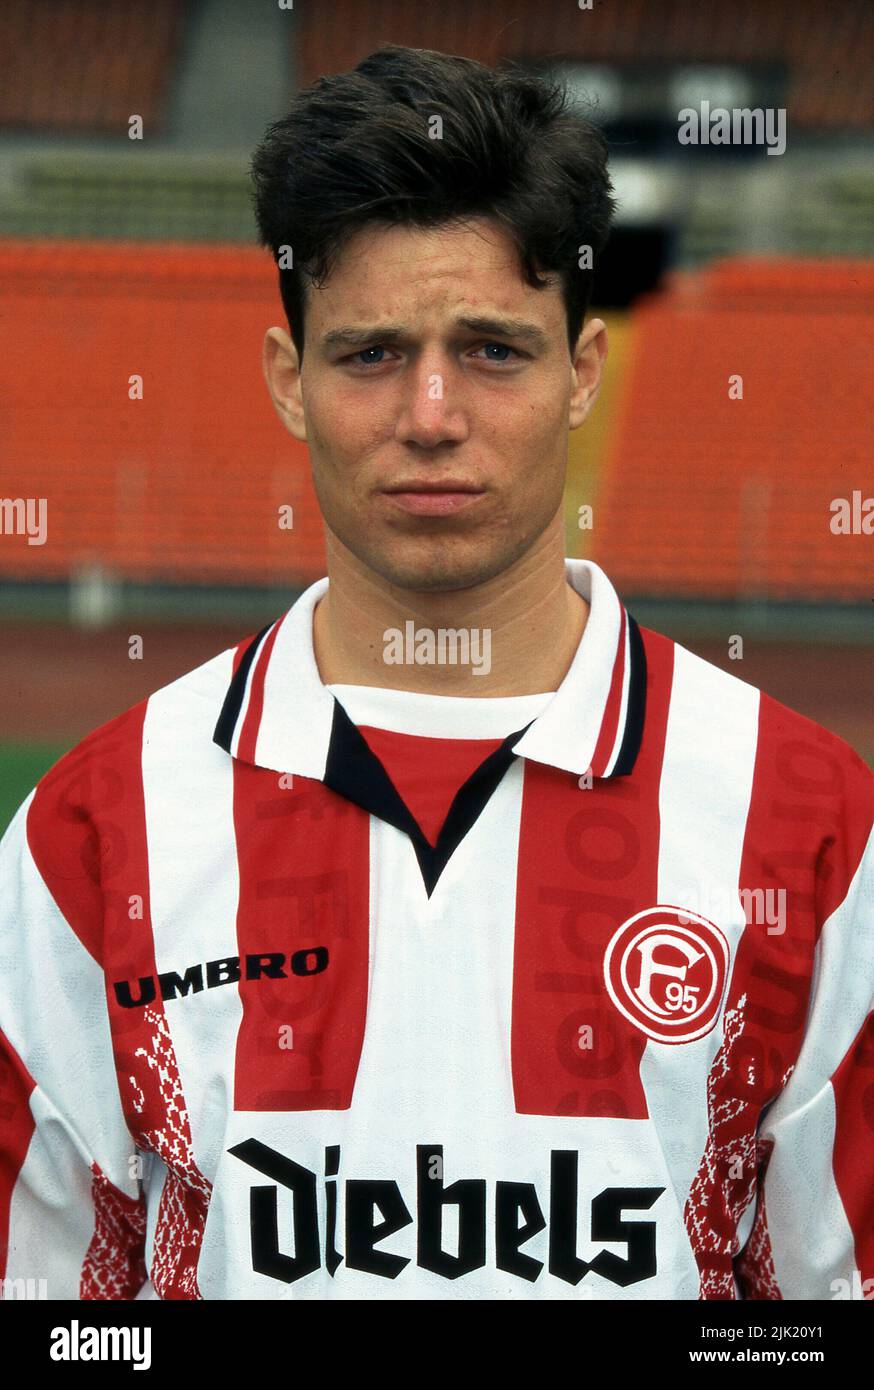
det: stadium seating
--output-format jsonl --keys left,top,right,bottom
{"left": 0, "top": 0, "right": 186, "bottom": 134}
{"left": 299, "top": 0, "right": 874, "bottom": 132}
{"left": 2, "top": 0, "right": 871, "bottom": 138}
{"left": 587, "top": 260, "right": 874, "bottom": 601}
{"left": 0, "top": 241, "right": 870, "bottom": 604}
{"left": 0, "top": 239, "right": 325, "bottom": 587}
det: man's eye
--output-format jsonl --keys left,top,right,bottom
{"left": 474, "top": 342, "right": 521, "bottom": 363}
{"left": 349, "top": 345, "right": 389, "bottom": 367}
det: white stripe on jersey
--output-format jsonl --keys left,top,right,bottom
{"left": 759, "top": 828, "right": 874, "bottom": 1297}
{"left": 1, "top": 796, "right": 138, "bottom": 1295}
{"left": 6, "top": 1090, "right": 97, "bottom": 1296}
{"left": 141, "top": 648, "right": 241, "bottom": 1173}
{"left": 640, "top": 643, "right": 760, "bottom": 1223}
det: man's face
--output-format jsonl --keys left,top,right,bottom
{"left": 263, "top": 217, "right": 605, "bottom": 593}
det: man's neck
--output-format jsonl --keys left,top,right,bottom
{"left": 312, "top": 529, "right": 589, "bottom": 697}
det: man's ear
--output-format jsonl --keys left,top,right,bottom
{"left": 568, "top": 317, "right": 608, "bottom": 431}
{"left": 262, "top": 327, "right": 307, "bottom": 442}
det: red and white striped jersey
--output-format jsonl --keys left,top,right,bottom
{"left": 1, "top": 559, "right": 872, "bottom": 1301}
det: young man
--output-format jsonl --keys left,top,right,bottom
{"left": 1, "top": 46, "right": 871, "bottom": 1302}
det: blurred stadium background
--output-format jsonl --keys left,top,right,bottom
{"left": 0, "top": 0, "right": 872, "bottom": 834}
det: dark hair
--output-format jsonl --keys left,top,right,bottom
{"left": 250, "top": 44, "right": 616, "bottom": 364}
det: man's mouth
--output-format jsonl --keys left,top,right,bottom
{"left": 380, "top": 482, "right": 487, "bottom": 517}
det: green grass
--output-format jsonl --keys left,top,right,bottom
{"left": 0, "top": 743, "right": 72, "bottom": 838}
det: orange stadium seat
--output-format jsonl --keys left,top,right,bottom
{"left": 0, "top": 0, "right": 186, "bottom": 134}
{"left": 589, "top": 260, "right": 873, "bottom": 602}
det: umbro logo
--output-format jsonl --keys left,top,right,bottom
{"left": 112, "top": 947, "right": 329, "bottom": 1009}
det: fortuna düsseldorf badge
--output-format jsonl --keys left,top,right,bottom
{"left": 603, "top": 905, "right": 730, "bottom": 1044}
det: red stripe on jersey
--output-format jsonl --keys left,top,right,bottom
{"left": 685, "top": 692, "right": 872, "bottom": 1298}
{"left": 590, "top": 605, "right": 626, "bottom": 778}
{"left": 29, "top": 703, "right": 211, "bottom": 1299}
{"left": 237, "top": 618, "right": 283, "bottom": 764}
{"left": 81, "top": 1162, "right": 147, "bottom": 1299}
{"left": 26, "top": 713, "right": 147, "bottom": 967}
{"left": 831, "top": 1012, "right": 874, "bottom": 1283}
{"left": 510, "top": 625, "right": 674, "bottom": 1118}
{"left": 0, "top": 1027, "right": 36, "bottom": 1281}
{"left": 232, "top": 761, "right": 371, "bottom": 1110}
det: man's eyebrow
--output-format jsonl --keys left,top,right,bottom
{"left": 320, "top": 316, "right": 550, "bottom": 351}
{"left": 458, "top": 315, "right": 549, "bottom": 348}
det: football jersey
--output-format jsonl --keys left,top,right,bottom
{"left": 0, "top": 558, "right": 871, "bottom": 1301}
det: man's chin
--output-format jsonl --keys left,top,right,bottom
{"left": 357, "top": 541, "right": 514, "bottom": 596}
{"left": 330, "top": 528, "right": 491, "bottom": 594}
{"left": 324, "top": 509, "right": 546, "bottom": 595}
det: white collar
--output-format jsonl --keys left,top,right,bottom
{"left": 213, "top": 558, "right": 646, "bottom": 781}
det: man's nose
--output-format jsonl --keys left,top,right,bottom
{"left": 394, "top": 354, "right": 469, "bottom": 445}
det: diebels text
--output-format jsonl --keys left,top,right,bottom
{"left": 229, "top": 1140, "right": 665, "bottom": 1288}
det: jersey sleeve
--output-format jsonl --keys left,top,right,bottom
{"left": 0, "top": 791, "right": 147, "bottom": 1300}
{"left": 735, "top": 751, "right": 874, "bottom": 1301}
